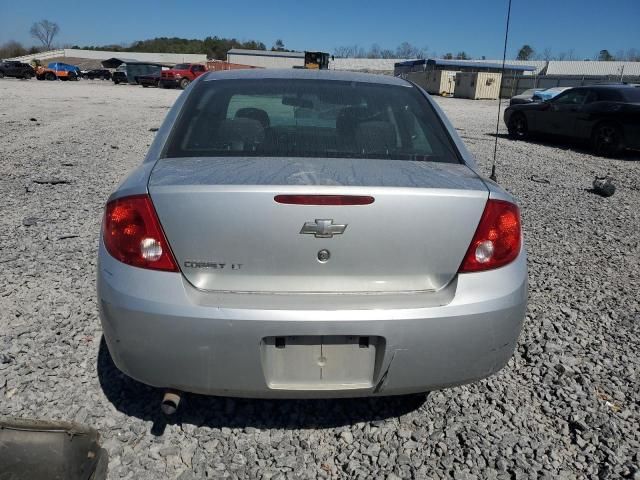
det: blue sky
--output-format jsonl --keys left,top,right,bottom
{"left": 1, "top": 0, "right": 638, "bottom": 59}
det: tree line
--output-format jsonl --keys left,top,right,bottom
{"left": 332, "top": 43, "right": 474, "bottom": 60}
{"left": 517, "top": 44, "right": 640, "bottom": 62}
{"left": 2, "top": 18, "right": 639, "bottom": 63}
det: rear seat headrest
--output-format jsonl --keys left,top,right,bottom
{"left": 355, "top": 121, "right": 396, "bottom": 154}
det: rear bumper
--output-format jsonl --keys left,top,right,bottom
{"left": 98, "top": 242, "right": 527, "bottom": 398}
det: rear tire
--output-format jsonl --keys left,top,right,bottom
{"left": 507, "top": 113, "right": 528, "bottom": 139}
{"left": 0, "top": 71, "right": 5, "bottom": 78}
{"left": 592, "top": 122, "right": 623, "bottom": 157}
{"left": 179, "top": 78, "right": 190, "bottom": 90}
{"left": 45, "top": 72, "right": 56, "bottom": 81}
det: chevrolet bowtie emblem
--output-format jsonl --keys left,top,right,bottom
{"left": 300, "top": 219, "right": 347, "bottom": 238}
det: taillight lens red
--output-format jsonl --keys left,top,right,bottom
{"left": 274, "top": 194, "right": 375, "bottom": 206}
{"left": 458, "top": 199, "right": 521, "bottom": 273}
{"left": 102, "top": 194, "right": 179, "bottom": 272}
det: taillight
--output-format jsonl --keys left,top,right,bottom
{"left": 458, "top": 199, "right": 521, "bottom": 273}
{"left": 102, "top": 194, "right": 179, "bottom": 272}
{"left": 274, "top": 195, "right": 374, "bottom": 205}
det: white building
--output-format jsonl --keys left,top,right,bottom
{"left": 226, "top": 49, "right": 305, "bottom": 69}
{"left": 9, "top": 48, "right": 206, "bottom": 66}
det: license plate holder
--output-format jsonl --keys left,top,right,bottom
{"left": 262, "top": 335, "right": 383, "bottom": 390}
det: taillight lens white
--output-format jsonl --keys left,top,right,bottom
{"left": 102, "top": 195, "right": 179, "bottom": 272}
{"left": 458, "top": 199, "right": 521, "bottom": 273}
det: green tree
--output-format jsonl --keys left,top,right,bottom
{"left": 516, "top": 44, "right": 534, "bottom": 60}
{"left": 455, "top": 51, "right": 470, "bottom": 60}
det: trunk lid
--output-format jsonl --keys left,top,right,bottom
{"left": 148, "top": 157, "right": 489, "bottom": 293}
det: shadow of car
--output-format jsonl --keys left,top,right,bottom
{"left": 97, "top": 337, "right": 428, "bottom": 435}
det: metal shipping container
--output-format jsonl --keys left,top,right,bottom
{"left": 407, "top": 70, "right": 458, "bottom": 95}
{"left": 454, "top": 72, "right": 502, "bottom": 100}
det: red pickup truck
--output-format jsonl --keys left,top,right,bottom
{"left": 158, "top": 63, "right": 207, "bottom": 89}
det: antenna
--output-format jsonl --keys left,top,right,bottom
{"left": 490, "top": 0, "right": 513, "bottom": 183}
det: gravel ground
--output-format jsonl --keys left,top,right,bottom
{"left": 1, "top": 78, "right": 638, "bottom": 480}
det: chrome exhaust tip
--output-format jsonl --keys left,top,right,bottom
{"left": 160, "top": 390, "right": 182, "bottom": 416}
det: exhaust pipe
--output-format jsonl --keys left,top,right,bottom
{"left": 161, "top": 390, "right": 182, "bottom": 416}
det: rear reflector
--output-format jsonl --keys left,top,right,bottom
{"left": 102, "top": 194, "right": 179, "bottom": 272}
{"left": 458, "top": 199, "right": 521, "bottom": 273}
{"left": 274, "top": 195, "right": 374, "bottom": 206}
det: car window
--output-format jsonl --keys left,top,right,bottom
{"left": 620, "top": 88, "right": 640, "bottom": 102}
{"left": 164, "top": 78, "right": 460, "bottom": 163}
{"left": 592, "top": 89, "right": 623, "bottom": 102}
{"left": 584, "top": 91, "right": 598, "bottom": 104}
{"left": 553, "top": 90, "right": 589, "bottom": 105}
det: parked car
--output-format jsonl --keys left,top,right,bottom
{"left": 98, "top": 69, "right": 527, "bottom": 403}
{"left": 112, "top": 65, "right": 127, "bottom": 85}
{"left": 0, "top": 60, "right": 35, "bottom": 79}
{"left": 136, "top": 73, "right": 161, "bottom": 88}
{"left": 531, "top": 86, "right": 572, "bottom": 102}
{"left": 158, "top": 63, "right": 207, "bottom": 89}
{"left": 505, "top": 84, "right": 640, "bottom": 156}
{"left": 136, "top": 67, "right": 170, "bottom": 88}
{"left": 509, "top": 88, "right": 544, "bottom": 106}
{"left": 83, "top": 69, "right": 111, "bottom": 80}
{"left": 36, "top": 62, "right": 80, "bottom": 81}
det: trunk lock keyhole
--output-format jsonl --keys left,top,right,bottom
{"left": 317, "top": 249, "right": 330, "bottom": 263}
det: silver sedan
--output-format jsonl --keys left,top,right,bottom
{"left": 98, "top": 69, "right": 527, "bottom": 400}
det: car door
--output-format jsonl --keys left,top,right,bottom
{"left": 540, "top": 89, "right": 591, "bottom": 136}
{"left": 6, "top": 62, "right": 20, "bottom": 76}
{"left": 191, "top": 64, "right": 206, "bottom": 78}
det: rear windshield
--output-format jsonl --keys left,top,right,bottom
{"left": 163, "top": 78, "right": 461, "bottom": 163}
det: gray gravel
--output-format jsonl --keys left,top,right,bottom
{"left": 1, "top": 79, "right": 639, "bottom": 479}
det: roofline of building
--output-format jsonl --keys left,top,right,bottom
{"left": 227, "top": 48, "right": 305, "bottom": 59}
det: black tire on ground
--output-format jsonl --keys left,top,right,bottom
{"left": 37, "top": 75, "right": 44, "bottom": 80}
{"left": 0, "top": 71, "right": 5, "bottom": 78}
{"left": 45, "top": 72, "right": 56, "bottom": 81}
{"left": 158, "top": 81, "right": 165, "bottom": 89}
{"left": 591, "top": 122, "right": 623, "bottom": 157}
{"left": 114, "top": 80, "right": 119, "bottom": 85}
{"left": 142, "top": 84, "right": 148, "bottom": 88}
{"left": 179, "top": 78, "right": 190, "bottom": 90}
{"left": 507, "top": 113, "right": 528, "bottom": 139}
{"left": 23, "top": 73, "right": 33, "bottom": 80}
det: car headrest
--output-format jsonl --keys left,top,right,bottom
{"left": 235, "top": 108, "right": 270, "bottom": 129}
{"left": 354, "top": 121, "right": 396, "bottom": 154}
{"left": 336, "top": 106, "right": 372, "bottom": 138}
{"left": 215, "top": 118, "right": 265, "bottom": 151}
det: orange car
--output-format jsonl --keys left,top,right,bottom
{"left": 36, "top": 62, "right": 80, "bottom": 81}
